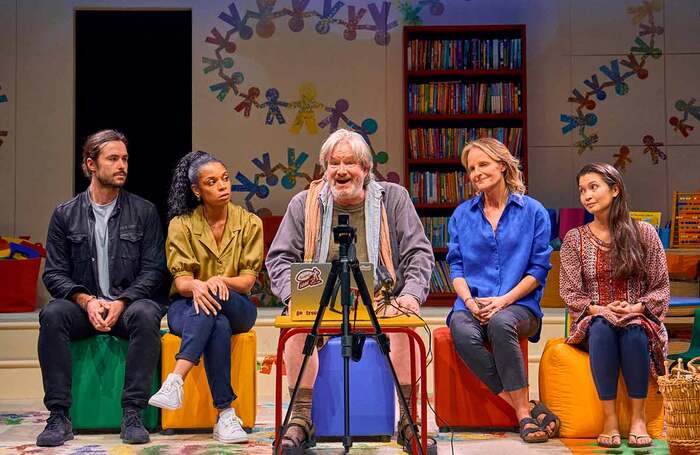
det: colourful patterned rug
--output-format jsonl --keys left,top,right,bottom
{"left": 0, "top": 402, "right": 642, "bottom": 454}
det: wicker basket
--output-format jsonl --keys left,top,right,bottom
{"left": 658, "top": 357, "right": 700, "bottom": 453}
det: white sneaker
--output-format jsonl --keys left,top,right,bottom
{"left": 148, "top": 373, "right": 184, "bottom": 410}
{"left": 213, "top": 408, "right": 248, "bottom": 443}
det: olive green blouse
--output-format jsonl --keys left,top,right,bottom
{"left": 166, "top": 202, "right": 263, "bottom": 296}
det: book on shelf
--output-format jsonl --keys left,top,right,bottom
{"left": 430, "top": 260, "right": 455, "bottom": 293}
{"left": 408, "top": 81, "right": 521, "bottom": 115}
{"left": 409, "top": 171, "right": 470, "bottom": 205}
{"left": 408, "top": 127, "right": 523, "bottom": 160}
{"left": 421, "top": 216, "right": 451, "bottom": 248}
{"left": 407, "top": 38, "right": 522, "bottom": 71}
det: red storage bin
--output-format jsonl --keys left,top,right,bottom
{"left": 433, "top": 326, "right": 528, "bottom": 431}
{"left": 0, "top": 258, "right": 41, "bottom": 312}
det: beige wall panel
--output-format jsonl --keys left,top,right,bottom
{"left": 0, "top": 0, "right": 16, "bottom": 235}
{"left": 571, "top": 0, "right": 664, "bottom": 55}
{"left": 665, "top": 54, "right": 700, "bottom": 146}
{"left": 527, "top": 146, "right": 577, "bottom": 209}
{"left": 665, "top": 0, "right": 700, "bottom": 54}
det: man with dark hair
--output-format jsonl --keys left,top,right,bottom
{"left": 36, "top": 129, "right": 167, "bottom": 447}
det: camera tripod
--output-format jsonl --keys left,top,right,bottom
{"left": 275, "top": 217, "right": 425, "bottom": 454}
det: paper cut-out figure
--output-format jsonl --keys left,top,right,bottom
{"left": 289, "top": 83, "right": 324, "bottom": 134}
{"left": 342, "top": 5, "right": 367, "bottom": 40}
{"left": 209, "top": 72, "right": 244, "bottom": 101}
{"left": 669, "top": 117, "right": 694, "bottom": 137}
{"left": 315, "top": 0, "right": 344, "bottom": 35}
{"left": 252, "top": 152, "right": 279, "bottom": 186}
{"left": 676, "top": 98, "right": 700, "bottom": 122}
{"left": 261, "top": 88, "right": 288, "bottom": 125}
{"left": 561, "top": 113, "right": 597, "bottom": 134}
{"left": 620, "top": 53, "right": 648, "bottom": 79}
{"left": 367, "top": 1, "right": 398, "bottom": 46}
{"left": 627, "top": 0, "right": 662, "bottom": 25}
{"left": 642, "top": 135, "right": 666, "bottom": 164}
{"left": 242, "top": 0, "right": 287, "bottom": 39}
{"left": 630, "top": 36, "right": 662, "bottom": 59}
{"left": 272, "top": 148, "right": 313, "bottom": 189}
{"left": 218, "top": 2, "right": 254, "bottom": 40}
{"left": 599, "top": 60, "right": 629, "bottom": 96}
{"left": 235, "top": 87, "right": 261, "bottom": 117}
{"left": 318, "top": 99, "right": 350, "bottom": 131}
{"left": 232, "top": 172, "right": 270, "bottom": 214}
{"left": 575, "top": 134, "right": 598, "bottom": 155}
{"left": 613, "top": 146, "right": 632, "bottom": 171}
{"left": 205, "top": 27, "right": 237, "bottom": 53}
{"left": 285, "top": 0, "right": 315, "bottom": 32}
{"left": 202, "top": 56, "right": 234, "bottom": 74}
{"left": 568, "top": 88, "right": 596, "bottom": 110}
{"left": 583, "top": 74, "right": 607, "bottom": 101}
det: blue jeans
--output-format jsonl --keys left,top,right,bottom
{"left": 167, "top": 293, "right": 257, "bottom": 409}
{"left": 581, "top": 316, "right": 650, "bottom": 401}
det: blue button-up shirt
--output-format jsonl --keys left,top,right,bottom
{"left": 446, "top": 193, "right": 552, "bottom": 342}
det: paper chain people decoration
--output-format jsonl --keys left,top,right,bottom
{"left": 0, "top": 85, "right": 7, "bottom": 148}
{"left": 205, "top": 2, "right": 427, "bottom": 213}
{"left": 613, "top": 134, "right": 665, "bottom": 172}
{"left": 669, "top": 98, "right": 698, "bottom": 138}
{"left": 561, "top": 0, "right": 664, "bottom": 167}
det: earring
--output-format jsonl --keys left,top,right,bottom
{"left": 195, "top": 194, "right": 201, "bottom": 201}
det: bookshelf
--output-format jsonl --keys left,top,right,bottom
{"left": 403, "top": 25, "right": 528, "bottom": 306}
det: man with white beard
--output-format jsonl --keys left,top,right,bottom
{"left": 266, "top": 128, "right": 435, "bottom": 454}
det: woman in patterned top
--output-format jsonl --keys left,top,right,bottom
{"left": 560, "top": 162, "right": 669, "bottom": 449}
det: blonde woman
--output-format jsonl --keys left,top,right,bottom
{"left": 446, "top": 138, "right": 558, "bottom": 443}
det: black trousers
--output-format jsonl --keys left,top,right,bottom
{"left": 38, "top": 298, "right": 163, "bottom": 412}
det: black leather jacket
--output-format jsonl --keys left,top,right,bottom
{"left": 42, "top": 189, "right": 168, "bottom": 304}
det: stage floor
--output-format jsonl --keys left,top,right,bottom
{"left": 0, "top": 399, "right": 669, "bottom": 454}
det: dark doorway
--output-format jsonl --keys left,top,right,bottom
{"left": 75, "top": 10, "right": 192, "bottom": 226}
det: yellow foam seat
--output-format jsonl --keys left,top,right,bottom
{"left": 160, "top": 331, "right": 257, "bottom": 430}
{"left": 538, "top": 338, "right": 664, "bottom": 438}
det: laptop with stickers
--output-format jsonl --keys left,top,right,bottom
{"left": 289, "top": 262, "right": 375, "bottom": 321}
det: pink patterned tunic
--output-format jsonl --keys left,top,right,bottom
{"left": 560, "top": 221, "right": 670, "bottom": 376}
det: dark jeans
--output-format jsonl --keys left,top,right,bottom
{"left": 449, "top": 305, "right": 538, "bottom": 395}
{"left": 167, "top": 293, "right": 257, "bottom": 409}
{"left": 38, "top": 298, "right": 164, "bottom": 412}
{"left": 579, "top": 316, "right": 650, "bottom": 400}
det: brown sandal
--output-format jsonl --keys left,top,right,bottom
{"left": 396, "top": 413, "right": 437, "bottom": 455}
{"left": 277, "top": 415, "right": 316, "bottom": 454}
{"left": 519, "top": 417, "right": 548, "bottom": 443}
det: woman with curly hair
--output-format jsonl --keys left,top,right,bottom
{"left": 148, "top": 151, "right": 262, "bottom": 443}
{"left": 560, "top": 163, "right": 669, "bottom": 449}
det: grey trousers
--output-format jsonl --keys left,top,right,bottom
{"left": 449, "top": 305, "right": 538, "bottom": 395}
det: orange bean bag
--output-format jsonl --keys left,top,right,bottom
{"left": 538, "top": 338, "right": 664, "bottom": 438}
{"left": 433, "top": 326, "right": 528, "bottom": 430}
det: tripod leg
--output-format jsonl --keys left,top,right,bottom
{"left": 276, "top": 262, "right": 342, "bottom": 454}
{"left": 348, "top": 263, "right": 426, "bottom": 455}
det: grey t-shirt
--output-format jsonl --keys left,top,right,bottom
{"left": 90, "top": 195, "right": 117, "bottom": 299}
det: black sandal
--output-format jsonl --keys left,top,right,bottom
{"left": 519, "top": 417, "right": 548, "bottom": 443}
{"left": 277, "top": 415, "right": 316, "bottom": 454}
{"left": 396, "top": 413, "right": 438, "bottom": 455}
{"left": 529, "top": 400, "right": 560, "bottom": 438}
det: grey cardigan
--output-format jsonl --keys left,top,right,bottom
{"left": 265, "top": 181, "right": 434, "bottom": 305}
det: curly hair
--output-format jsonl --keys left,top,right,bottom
{"left": 167, "top": 151, "right": 224, "bottom": 220}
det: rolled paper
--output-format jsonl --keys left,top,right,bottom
{"left": 559, "top": 208, "right": 586, "bottom": 240}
